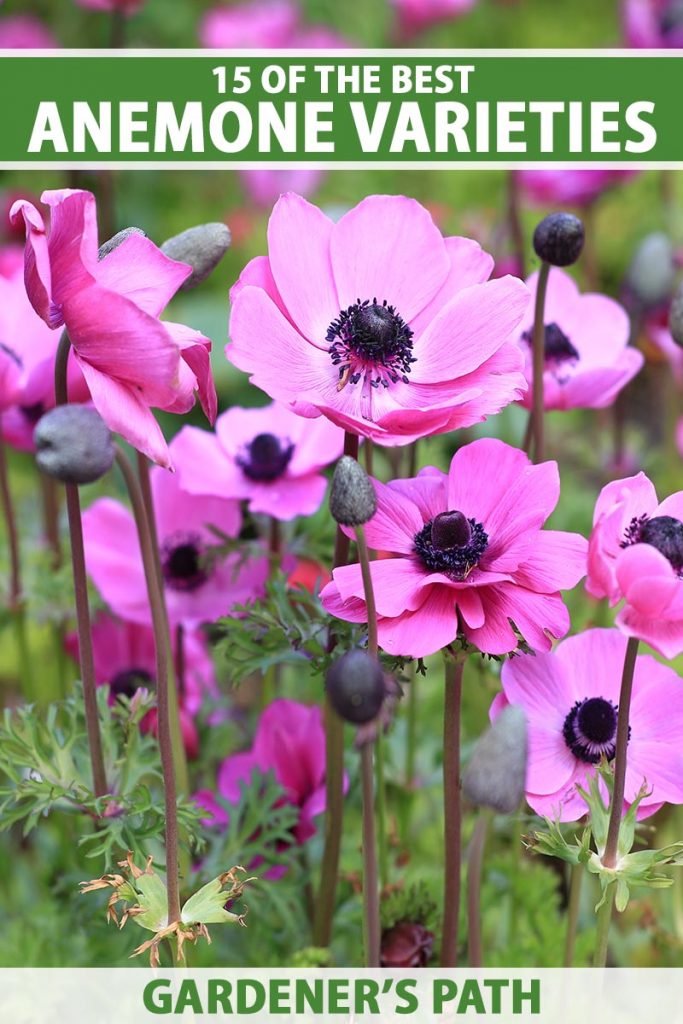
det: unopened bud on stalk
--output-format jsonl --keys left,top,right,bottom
{"left": 626, "top": 232, "right": 676, "bottom": 309}
{"left": 161, "top": 223, "right": 231, "bottom": 289}
{"left": 325, "top": 649, "right": 386, "bottom": 724}
{"left": 533, "top": 212, "right": 585, "bottom": 267}
{"left": 34, "top": 405, "right": 114, "bottom": 484}
{"left": 98, "top": 226, "right": 146, "bottom": 261}
{"left": 462, "top": 705, "right": 528, "bottom": 814}
{"left": 669, "top": 282, "right": 683, "bottom": 347}
{"left": 329, "top": 455, "right": 377, "bottom": 526}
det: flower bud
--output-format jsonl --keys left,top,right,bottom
{"left": 325, "top": 649, "right": 385, "bottom": 724}
{"left": 329, "top": 455, "right": 377, "bottom": 527}
{"left": 626, "top": 233, "right": 675, "bottom": 310}
{"left": 532, "top": 212, "right": 585, "bottom": 267}
{"left": 462, "top": 705, "right": 528, "bottom": 814}
{"left": 669, "top": 282, "right": 683, "bottom": 347}
{"left": 34, "top": 405, "right": 114, "bottom": 485}
{"left": 98, "top": 226, "right": 146, "bottom": 261}
{"left": 380, "top": 922, "right": 434, "bottom": 968}
{"left": 161, "top": 222, "right": 231, "bottom": 290}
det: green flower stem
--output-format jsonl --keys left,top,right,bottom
{"left": 441, "top": 649, "right": 466, "bottom": 967}
{"left": 40, "top": 472, "right": 69, "bottom": 698}
{"left": 530, "top": 260, "right": 551, "bottom": 463}
{"left": 114, "top": 446, "right": 181, "bottom": 926}
{"left": 564, "top": 863, "right": 583, "bottom": 967}
{"left": 467, "top": 810, "right": 489, "bottom": 968}
{"left": 603, "top": 636, "right": 640, "bottom": 869}
{"left": 54, "top": 334, "right": 107, "bottom": 797}
{"left": 593, "top": 883, "right": 616, "bottom": 968}
{"left": 355, "top": 522, "right": 381, "bottom": 967}
{"left": 314, "top": 429, "right": 359, "bottom": 948}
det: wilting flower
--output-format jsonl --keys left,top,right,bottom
{"left": 587, "top": 471, "right": 683, "bottom": 658}
{"left": 491, "top": 628, "right": 683, "bottom": 821}
{"left": 321, "top": 438, "right": 587, "bottom": 658}
{"left": 0, "top": 15, "right": 58, "bottom": 48}
{"left": 173, "top": 399, "right": 344, "bottom": 521}
{"left": 11, "top": 189, "right": 216, "bottom": 468}
{"left": 200, "top": 0, "right": 348, "bottom": 47}
{"left": 517, "top": 170, "right": 638, "bottom": 208}
{"left": 196, "top": 699, "right": 336, "bottom": 861}
{"left": 240, "top": 170, "right": 324, "bottom": 210}
{"left": 0, "top": 245, "right": 88, "bottom": 446}
{"left": 391, "top": 0, "right": 477, "bottom": 38}
{"left": 228, "top": 193, "right": 529, "bottom": 446}
{"left": 517, "top": 270, "right": 642, "bottom": 411}
{"left": 623, "top": 0, "right": 683, "bottom": 46}
{"left": 380, "top": 923, "right": 434, "bottom": 968}
{"left": 82, "top": 443, "right": 269, "bottom": 627}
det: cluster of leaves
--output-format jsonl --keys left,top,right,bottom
{"left": 380, "top": 881, "right": 437, "bottom": 931}
{"left": 0, "top": 685, "right": 202, "bottom": 861}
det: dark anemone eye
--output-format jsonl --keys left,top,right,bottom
{"left": 236, "top": 433, "right": 294, "bottom": 482}
{"left": 160, "top": 531, "right": 209, "bottom": 592}
{"left": 414, "top": 511, "right": 488, "bottom": 580}
{"left": 327, "top": 298, "right": 415, "bottom": 391}
{"left": 562, "top": 697, "right": 622, "bottom": 764}
{"left": 110, "top": 667, "right": 153, "bottom": 700}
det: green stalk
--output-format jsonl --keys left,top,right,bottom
{"left": 593, "top": 884, "right": 616, "bottom": 968}
{"left": 564, "top": 863, "right": 583, "bottom": 967}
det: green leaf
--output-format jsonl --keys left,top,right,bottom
{"left": 181, "top": 876, "right": 242, "bottom": 926}
{"left": 132, "top": 873, "right": 169, "bottom": 932}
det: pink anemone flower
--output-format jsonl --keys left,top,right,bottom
{"left": 516, "top": 170, "right": 638, "bottom": 208}
{"left": 517, "top": 269, "right": 642, "bottom": 411}
{"left": 623, "top": 0, "right": 683, "bottom": 46}
{"left": 0, "top": 246, "right": 88, "bottom": 449}
{"left": 196, "top": 699, "right": 331, "bottom": 851}
{"left": 0, "top": 15, "right": 58, "bottom": 48}
{"left": 10, "top": 189, "right": 216, "bottom": 469}
{"left": 587, "top": 471, "right": 683, "bottom": 658}
{"left": 491, "top": 628, "right": 683, "bottom": 822}
{"left": 228, "top": 193, "right": 530, "bottom": 446}
{"left": 391, "top": 0, "right": 478, "bottom": 38}
{"left": 240, "top": 169, "right": 324, "bottom": 210}
{"left": 173, "top": 399, "right": 344, "bottom": 522}
{"left": 82, "top": 446, "right": 269, "bottom": 628}
{"left": 199, "top": 0, "right": 349, "bottom": 48}
{"left": 321, "top": 438, "right": 587, "bottom": 658}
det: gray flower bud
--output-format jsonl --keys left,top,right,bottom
{"left": 161, "top": 222, "right": 231, "bottom": 290}
{"left": 533, "top": 212, "right": 584, "bottom": 267}
{"left": 34, "top": 405, "right": 114, "bottom": 485}
{"left": 326, "top": 649, "right": 386, "bottom": 725}
{"left": 670, "top": 283, "right": 683, "bottom": 347}
{"left": 462, "top": 705, "right": 528, "bottom": 814}
{"left": 98, "top": 226, "right": 146, "bottom": 261}
{"left": 626, "top": 232, "right": 676, "bottom": 309}
{"left": 329, "top": 455, "right": 377, "bottom": 527}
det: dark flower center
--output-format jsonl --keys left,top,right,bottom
{"left": 660, "top": 1, "right": 683, "bottom": 37}
{"left": 327, "top": 298, "right": 415, "bottom": 390}
{"left": 522, "top": 322, "right": 579, "bottom": 365}
{"left": 414, "top": 510, "right": 488, "bottom": 579}
{"left": 160, "top": 531, "right": 209, "bottom": 592}
{"left": 236, "top": 432, "right": 294, "bottom": 482}
{"left": 562, "top": 696, "right": 621, "bottom": 764}
{"left": 621, "top": 513, "right": 683, "bottom": 574}
{"left": 20, "top": 401, "right": 45, "bottom": 425}
{"left": 110, "top": 667, "right": 153, "bottom": 700}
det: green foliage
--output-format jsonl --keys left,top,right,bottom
{"left": 0, "top": 686, "right": 202, "bottom": 861}
{"left": 380, "top": 881, "right": 437, "bottom": 931}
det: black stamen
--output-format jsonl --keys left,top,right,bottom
{"left": 327, "top": 297, "right": 415, "bottom": 390}
{"left": 110, "top": 667, "right": 153, "bottom": 700}
{"left": 414, "top": 511, "right": 488, "bottom": 580}
{"left": 160, "top": 531, "right": 209, "bottom": 592}
{"left": 236, "top": 432, "right": 294, "bottom": 482}
{"left": 562, "top": 696, "right": 623, "bottom": 764}
{"left": 521, "top": 322, "right": 579, "bottom": 365}
{"left": 621, "top": 513, "right": 683, "bottom": 574}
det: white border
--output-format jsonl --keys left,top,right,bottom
{"left": 2, "top": 47, "right": 682, "bottom": 170}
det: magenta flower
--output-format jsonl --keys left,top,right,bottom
{"left": 491, "top": 628, "right": 683, "bottom": 821}
{"left": 391, "top": 0, "right": 477, "bottom": 37}
{"left": 321, "top": 438, "right": 587, "bottom": 658}
{"left": 587, "top": 472, "right": 683, "bottom": 658}
{"left": 228, "top": 194, "right": 529, "bottom": 446}
{"left": 65, "top": 613, "right": 216, "bottom": 716}
{"left": 516, "top": 270, "right": 642, "bottom": 412}
{"left": 240, "top": 169, "right": 324, "bottom": 210}
{"left": 82, "top": 446, "right": 269, "bottom": 628}
{"left": 11, "top": 189, "right": 216, "bottom": 468}
{"left": 197, "top": 699, "right": 330, "bottom": 847}
{"left": 0, "top": 15, "right": 58, "bottom": 48}
{"left": 517, "top": 170, "right": 638, "bottom": 208}
{"left": 174, "top": 400, "right": 344, "bottom": 522}
{"left": 199, "top": 0, "right": 348, "bottom": 48}
{"left": 0, "top": 246, "right": 88, "bottom": 449}
{"left": 623, "top": 0, "right": 683, "bottom": 46}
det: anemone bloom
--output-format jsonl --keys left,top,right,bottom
{"left": 173, "top": 400, "right": 344, "bottom": 521}
{"left": 491, "top": 628, "right": 683, "bottom": 821}
{"left": 196, "top": 699, "right": 331, "bottom": 850}
{"left": 587, "top": 472, "right": 683, "bottom": 658}
{"left": 391, "top": 0, "right": 477, "bottom": 37}
{"left": 240, "top": 169, "right": 324, "bottom": 210}
{"left": 517, "top": 270, "right": 643, "bottom": 411}
{"left": 10, "top": 189, "right": 216, "bottom": 468}
{"left": 228, "top": 194, "right": 529, "bottom": 446}
{"left": 199, "top": 0, "right": 348, "bottom": 47}
{"left": 623, "top": 0, "right": 683, "bottom": 46}
{"left": 0, "top": 15, "right": 59, "bottom": 48}
{"left": 321, "top": 438, "right": 587, "bottom": 658}
{"left": 516, "top": 170, "right": 638, "bottom": 208}
{"left": 82, "top": 445, "right": 268, "bottom": 628}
